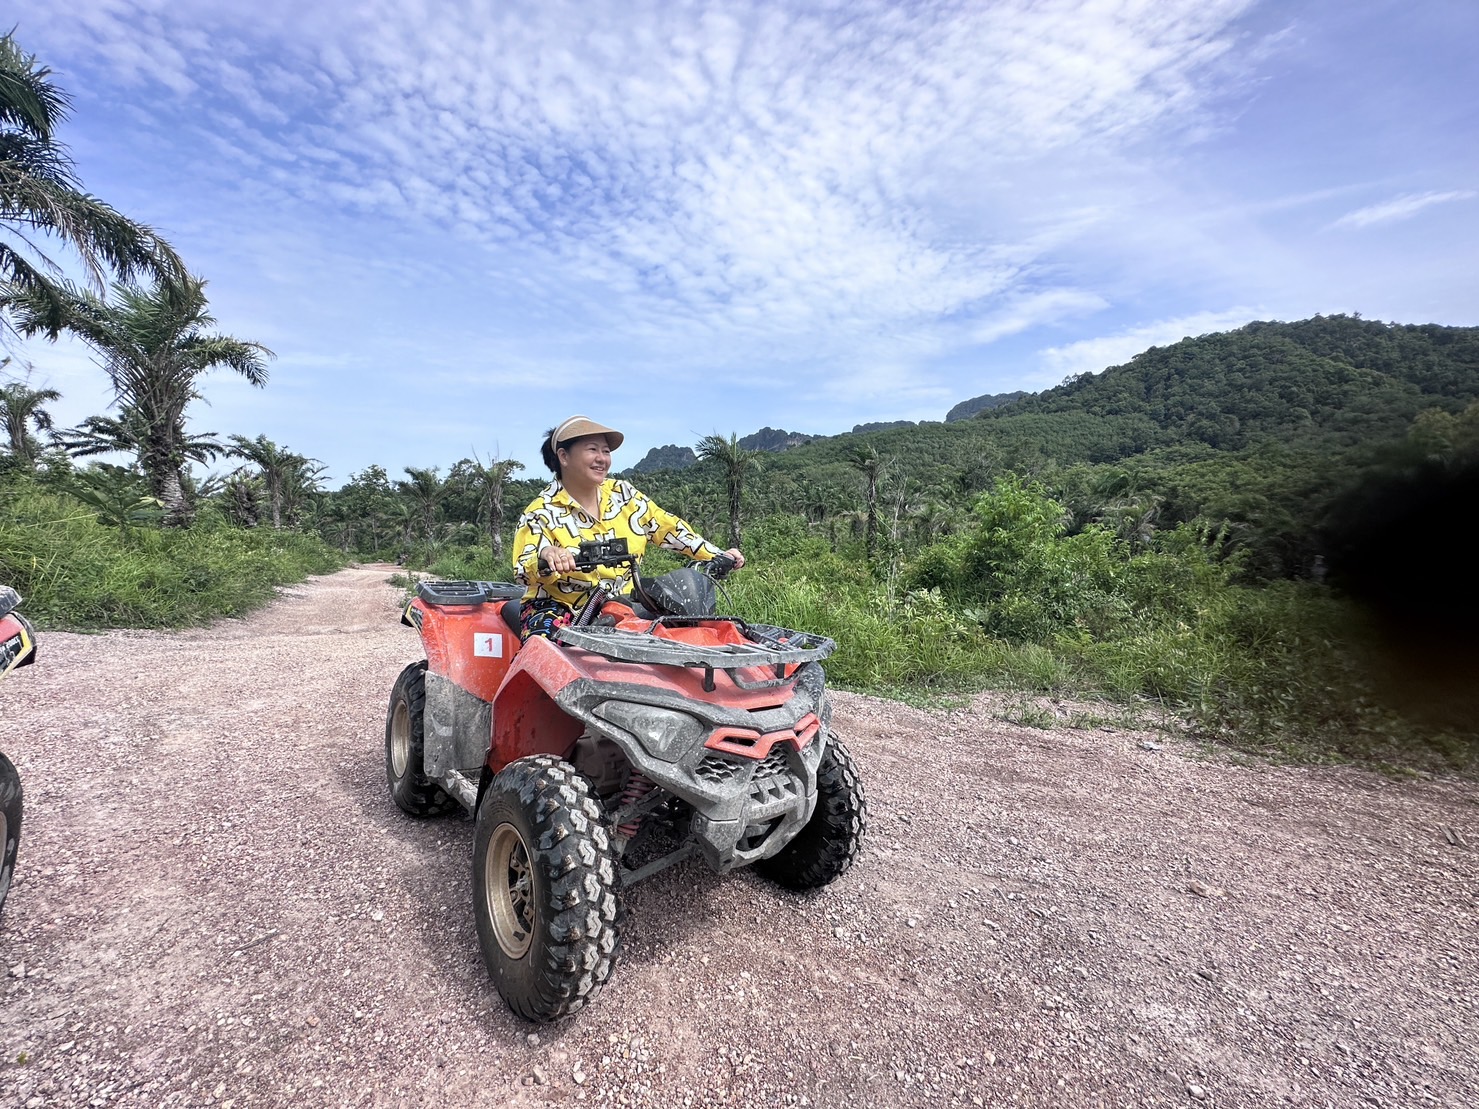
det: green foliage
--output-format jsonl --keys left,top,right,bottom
{"left": 8, "top": 275, "right": 271, "bottom": 524}
{"left": 64, "top": 463, "right": 163, "bottom": 537}
{"left": 720, "top": 481, "right": 1473, "bottom": 775}
{"left": 0, "top": 477, "right": 341, "bottom": 628}
{"left": 905, "top": 477, "right": 1226, "bottom": 641}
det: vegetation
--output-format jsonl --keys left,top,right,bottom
{"left": 0, "top": 31, "right": 327, "bottom": 627}
{"left": 0, "top": 33, "right": 184, "bottom": 335}
{"left": 8, "top": 275, "right": 272, "bottom": 524}
{"left": 695, "top": 433, "right": 760, "bottom": 548}
{"left": 0, "top": 378, "right": 59, "bottom": 469}
{"left": 0, "top": 475, "right": 338, "bottom": 628}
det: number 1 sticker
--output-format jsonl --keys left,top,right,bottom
{"left": 473, "top": 632, "right": 503, "bottom": 658}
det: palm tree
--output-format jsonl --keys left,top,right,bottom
{"left": 396, "top": 466, "right": 447, "bottom": 542}
{"left": 54, "top": 406, "right": 224, "bottom": 469}
{"left": 227, "top": 434, "right": 323, "bottom": 529}
{"left": 8, "top": 275, "right": 271, "bottom": 525}
{"left": 0, "top": 33, "right": 184, "bottom": 336}
{"left": 453, "top": 454, "right": 525, "bottom": 560}
{"left": 695, "top": 433, "right": 760, "bottom": 548}
{"left": 0, "top": 380, "right": 60, "bottom": 469}
{"left": 220, "top": 471, "right": 263, "bottom": 528}
{"left": 912, "top": 500, "right": 954, "bottom": 545}
{"left": 849, "top": 444, "right": 885, "bottom": 560}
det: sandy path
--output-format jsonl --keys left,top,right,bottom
{"left": 0, "top": 566, "right": 1474, "bottom": 1108}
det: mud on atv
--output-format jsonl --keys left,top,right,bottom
{"left": 384, "top": 539, "right": 866, "bottom": 1022}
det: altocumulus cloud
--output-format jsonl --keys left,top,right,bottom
{"left": 28, "top": 0, "right": 1262, "bottom": 371}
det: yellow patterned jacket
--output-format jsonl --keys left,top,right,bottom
{"left": 512, "top": 479, "right": 724, "bottom": 610}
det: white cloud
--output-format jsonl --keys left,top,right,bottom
{"left": 1331, "top": 190, "right": 1476, "bottom": 230}
{"left": 972, "top": 289, "right": 1110, "bottom": 344}
{"left": 22, "top": 0, "right": 1261, "bottom": 364}
{"left": 1037, "top": 308, "right": 1259, "bottom": 385}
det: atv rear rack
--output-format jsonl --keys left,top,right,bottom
{"left": 415, "top": 580, "right": 524, "bottom": 606}
{"left": 555, "top": 618, "right": 835, "bottom": 691}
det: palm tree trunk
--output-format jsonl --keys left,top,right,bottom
{"left": 727, "top": 481, "right": 741, "bottom": 548}
{"left": 159, "top": 467, "right": 191, "bottom": 526}
{"left": 142, "top": 434, "right": 191, "bottom": 526}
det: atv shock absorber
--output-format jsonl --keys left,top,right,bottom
{"left": 616, "top": 771, "right": 655, "bottom": 838}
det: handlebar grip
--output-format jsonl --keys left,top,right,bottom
{"left": 709, "top": 552, "right": 737, "bottom": 580}
{"left": 542, "top": 553, "right": 629, "bottom": 574}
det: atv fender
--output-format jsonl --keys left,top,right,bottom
{"left": 409, "top": 598, "right": 518, "bottom": 703}
{"left": 488, "top": 636, "right": 585, "bottom": 773}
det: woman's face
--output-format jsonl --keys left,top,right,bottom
{"left": 559, "top": 435, "right": 612, "bottom": 485}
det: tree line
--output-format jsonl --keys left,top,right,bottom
{"left": 0, "top": 32, "right": 305, "bottom": 531}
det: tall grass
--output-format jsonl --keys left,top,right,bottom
{"left": 1, "top": 481, "right": 342, "bottom": 628}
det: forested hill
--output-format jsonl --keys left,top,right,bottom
{"left": 994, "top": 316, "right": 1479, "bottom": 452}
{"left": 743, "top": 314, "right": 1479, "bottom": 475}
{"left": 625, "top": 314, "right": 1479, "bottom": 585}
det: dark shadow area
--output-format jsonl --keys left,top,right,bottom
{"left": 1323, "top": 458, "right": 1479, "bottom": 732}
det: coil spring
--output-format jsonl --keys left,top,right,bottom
{"left": 616, "top": 771, "right": 655, "bottom": 838}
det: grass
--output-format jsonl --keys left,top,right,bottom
{"left": 1, "top": 480, "right": 343, "bottom": 629}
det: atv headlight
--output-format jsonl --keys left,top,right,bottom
{"left": 594, "top": 702, "right": 703, "bottom": 761}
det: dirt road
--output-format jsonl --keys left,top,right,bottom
{"left": 0, "top": 566, "right": 1474, "bottom": 1108}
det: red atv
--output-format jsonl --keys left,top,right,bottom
{"left": 385, "top": 539, "right": 866, "bottom": 1022}
{"left": 1, "top": 585, "right": 36, "bottom": 919}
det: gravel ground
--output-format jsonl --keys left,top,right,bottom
{"left": 0, "top": 565, "right": 1475, "bottom": 1108}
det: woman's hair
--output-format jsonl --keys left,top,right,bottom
{"left": 540, "top": 427, "right": 563, "bottom": 476}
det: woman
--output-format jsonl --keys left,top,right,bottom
{"left": 512, "top": 415, "right": 745, "bottom": 640}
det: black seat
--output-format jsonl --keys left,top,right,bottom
{"left": 501, "top": 597, "right": 522, "bottom": 638}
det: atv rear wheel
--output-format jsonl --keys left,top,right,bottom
{"left": 473, "top": 755, "right": 622, "bottom": 1023}
{"left": 756, "top": 734, "right": 866, "bottom": 890}
{"left": 384, "top": 661, "right": 454, "bottom": 816}
{"left": 0, "top": 751, "right": 22, "bottom": 918}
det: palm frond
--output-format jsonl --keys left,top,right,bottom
{"left": 0, "top": 33, "right": 70, "bottom": 140}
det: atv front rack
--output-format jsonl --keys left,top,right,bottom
{"left": 554, "top": 618, "right": 835, "bottom": 691}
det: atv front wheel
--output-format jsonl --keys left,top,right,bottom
{"left": 384, "top": 661, "right": 454, "bottom": 816}
{"left": 473, "top": 755, "right": 622, "bottom": 1022}
{"left": 0, "top": 751, "right": 22, "bottom": 918}
{"left": 756, "top": 734, "right": 866, "bottom": 890}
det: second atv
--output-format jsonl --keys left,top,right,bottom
{"left": 1, "top": 585, "right": 36, "bottom": 920}
{"left": 384, "top": 540, "right": 866, "bottom": 1021}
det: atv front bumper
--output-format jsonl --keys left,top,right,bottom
{"left": 559, "top": 665, "right": 831, "bottom": 873}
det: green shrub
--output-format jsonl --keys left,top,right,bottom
{"left": 1, "top": 479, "right": 342, "bottom": 628}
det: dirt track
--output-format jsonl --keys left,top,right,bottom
{"left": 1, "top": 565, "right": 1475, "bottom": 1108}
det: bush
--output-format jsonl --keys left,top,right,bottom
{"left": 0, "top": 479, "right": 343, "bottom": 628}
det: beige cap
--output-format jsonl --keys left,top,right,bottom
{"left": 550, "top": 415, "right": 624, "bottom": 452}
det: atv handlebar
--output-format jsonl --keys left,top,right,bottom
{"left": 705, "top": 552, "right": 737, "bottom": 581}
{"left": 538, "top": 537, "right": 636, "bottom": 576}
{"left": 538, "top": 539, "right": 737, "bottom": 580}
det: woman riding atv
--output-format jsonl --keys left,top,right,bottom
{"left": 512, "top": 415, "right": 745, "bottom": 640}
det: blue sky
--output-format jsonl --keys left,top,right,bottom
{"left": 6, "top": 0, "right": 1477, "bottom": 482}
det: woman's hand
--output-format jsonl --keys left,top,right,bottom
{"left": 538, "top": 544, "right": 578, "bottom": 574}
{"left": 723, "top": 548, "right": 745, "bottom": 569}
